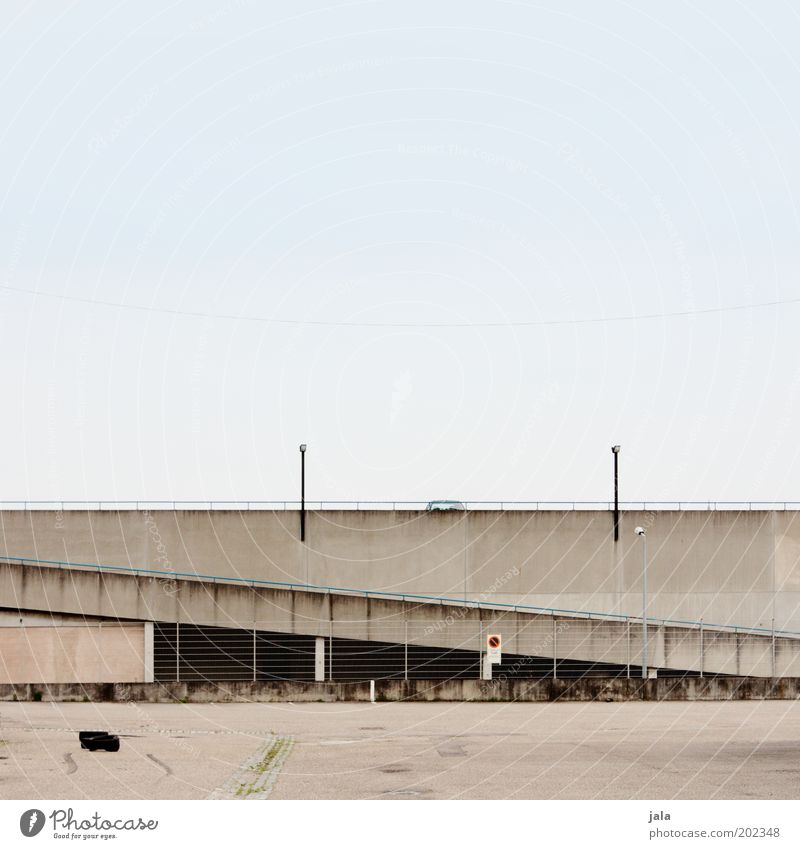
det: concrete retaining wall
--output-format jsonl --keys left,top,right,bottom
{"left": 2, "top": 508, "right": 799, "bottom": 629}
{"left": 3, "top": 677, "right": 800, "bottom": 702}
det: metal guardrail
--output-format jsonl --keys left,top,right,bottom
{"left": 1, "top": 500, "right": 799, "bottom": 511}
{"left": 2, "top": 553, "right": 798, "bottom": 640}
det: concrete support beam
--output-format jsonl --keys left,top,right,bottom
{"left": 315, "top": 636, "right": 325, "bottom": 682}
{"left": 143, "top": 621, "right": 154, "bottom": 683}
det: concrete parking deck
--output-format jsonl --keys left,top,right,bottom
{"left": 1, "top": 701, "right": 798, "bottom": 800}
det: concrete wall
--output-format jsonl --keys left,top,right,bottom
{"left": 2, "top": 508, "right": 799, "bottom": 629}
{"left": 5, "top": 677, "right": 800, "bottom": 703}
{"left": 4, "top": 560, "right": 798, "bottom": 677}
{"left": 0, "top": 623, "right": 150, "bottom": 684}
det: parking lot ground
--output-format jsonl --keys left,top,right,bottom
{"left": 1, "top": 700, "right": 799, "bottom": 800}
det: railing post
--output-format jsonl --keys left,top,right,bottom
{"left": 404, "top": 620, "right": 408, "bottom": 682}
{"left": 478, "top": 621, "right": 483, "bottom": 680}
{"left": 176, "top": 622, "right": 180, "bottom": 683}
{"left": 735, "top": 625, "right": 740, "bottom": 676}
{"left": 772, "top": 618, "right": 776, "bottom": 678}
{"left": 699, "top": 619, "right": 704, "bottom": 679}
{"left": 328, "top": 619, "right": 333, "bottom": 682}
{"left": 553, "top": 614, "right": 557, "bottom": 679}
{"left": 253, "top": 625, "right": 257, "bottom": 683}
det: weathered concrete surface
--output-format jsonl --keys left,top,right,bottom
{"left": 3, "top": 558, "right": 798, "bottom": 676}
{"left": 3, "top": 676, "right": 800, "bottom": 703}
{"left": 2, "top": 508, "right": 800, "bottom": 629}
{"left": 0, "top": 703, "right": 270, "bottom": 800}
{"left": 0, "top": 624, "right": 147, "bottom": 684}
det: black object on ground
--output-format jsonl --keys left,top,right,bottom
{"left": 79, "top": 731, "right": 120, "bottom": 752}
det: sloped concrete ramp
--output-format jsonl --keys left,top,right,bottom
{"left": 2, "top": 557, "right": 799, "bottom": 678}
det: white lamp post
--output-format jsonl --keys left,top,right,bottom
{"left": 635, "top": 526, "right": 647, "bottom": 678}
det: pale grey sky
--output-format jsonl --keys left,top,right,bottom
{"left": 2, "top": 0, "right": 800, "bottom": 501}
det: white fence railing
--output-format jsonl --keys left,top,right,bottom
{"left": 1, "top": 501, "right": 800, "bottom": 512}
{"left": 1, "top": 620, "right": 791, "bottom": 681}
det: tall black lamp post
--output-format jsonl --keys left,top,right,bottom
{"left": 299, "top": 443, "right": 307, "bottom": 542}
{"left": 611, "top": 445, "right": 621, "bottom": 541}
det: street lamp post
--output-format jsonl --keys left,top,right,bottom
{"left": 463, "top": 503, "right": 468, "bottom": 603}
{"left": 635, "top": 525, "right": 647, "bottom": 678}
{"left": 612, "top": 445, "right": 621, "bottom": 541}
{"left": 299, "top": 444, "right": 307, "bottom": 542}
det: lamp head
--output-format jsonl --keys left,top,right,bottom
{"left": 634, "top": 526, "right": 645, "bottom": 536}
{"left": 611, "top": 445, "right": 621, "bottom": 454}
{"left": 299, "top": 444, "right": 307, "bottom": 453}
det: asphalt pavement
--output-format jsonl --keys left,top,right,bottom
{"left": 1, "top": 700, "right": 798, "bottom": 800}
